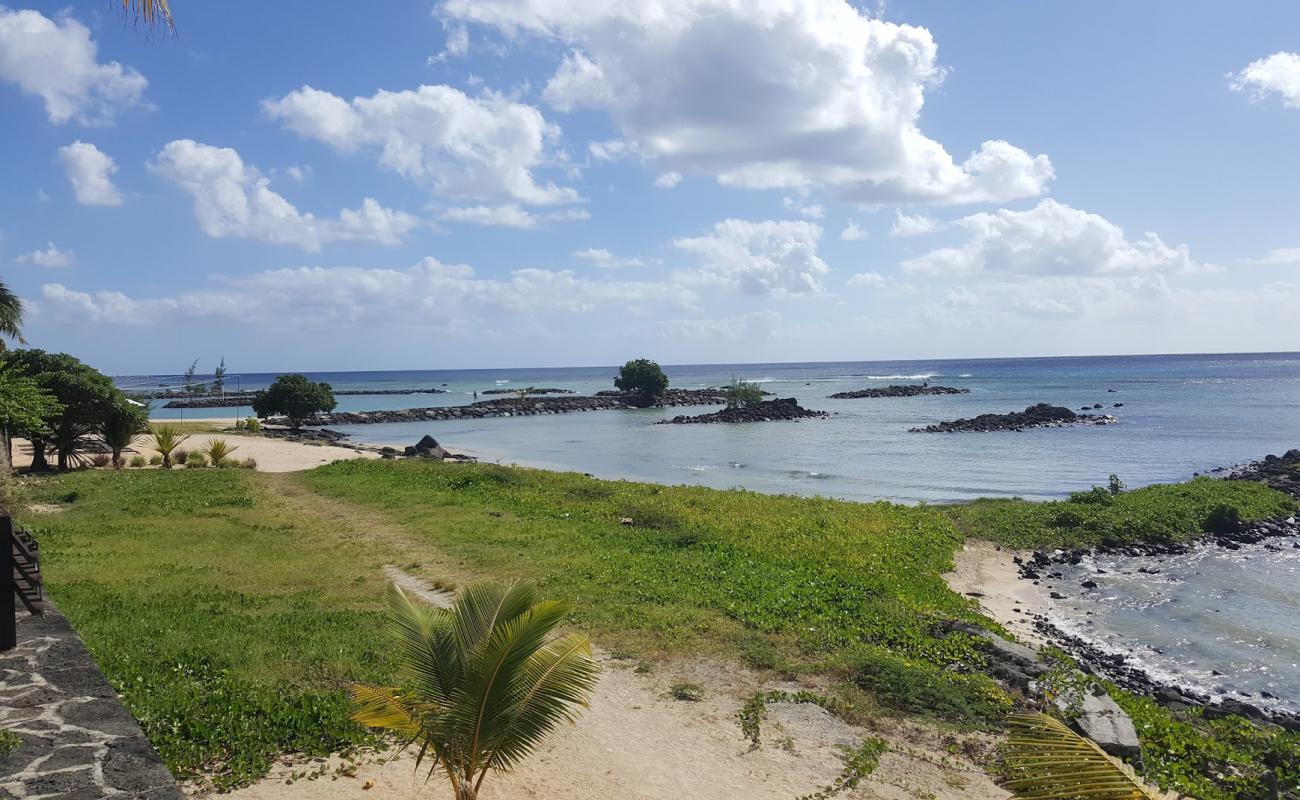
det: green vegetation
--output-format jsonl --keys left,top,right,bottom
{"left": 252, "top": 374, "right": 336, "bottom": 428}
{"left": 186, "top": 451, "right": 208, "bottom": 468}
{"left": 668, "top": 682, "right": 705, "bottom": 701}
{"left": 350, "top": 583, "right": 599, "bottom": 800}
{"left": 945, "top": 476, "right": 1298, "bottom": 550}
{"left": 1, "top": 349, "right": 126, "bottom": 470}
{"left": 234, "top": 416, "right": 260, "bottom": 434}
{"left": 1004, "top": 713, "right": 1169, "bottom": 800}
{"left": 613, "top": 358, "right": 669, "bottom": 407}
{"left": 0, "top": 728, "right": 19, "bottom": 757}
{"left": 148, "top": 424, "right": 190, "bottom": 469}
{"left": 128, "top": 454, "right": 147, "bottom": 468}
{"left": 203, "top": 438, "right": 238, "bottom": 466}
{"left": 99, "top": 399, "right": 147, "bottom": 468}
{"left": 723, "top": 375, "right": 764, "bottom": 409}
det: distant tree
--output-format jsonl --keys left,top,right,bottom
{"left": 0, "top": 279, "right": 24, "bottom": 350}
{"left": 183, "top": 358, "right": 200, "bottom": 393}
{"left": 614, "top": 359, "right": 669, "bottom": 408}
{"left": 212, "top": 356, "right": 227, "bottom": 394}
{"left": 251, "top": 374, "right": 336, "bottom": 429}
{"left": 0, "top": 350, "right": 122, "bottom": 470}
{"left": 723, "top": 376, "right": 764, "bottom": 409}
{"left": 100, "top": 399, "right": 148, "bottom": 468}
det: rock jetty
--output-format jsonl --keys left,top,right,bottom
{"left": 657, "top": 398, "right": 828, "bottom": 425}
{"left": 480, "top": 387, "right": 574, "bottom": 395}
{"left": 911, "top": 403, "right": 1117, "bottom": 433}
{"left": 161, "top": 387, "right": 447, "bottom": 408}
{"left": 829, "top": 384, "right": 969, "bottom": 399}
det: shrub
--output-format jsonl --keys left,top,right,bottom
{"left": 1108, "top": 473, "right": 1126, "bottom": 495}
{"left": 251, "top": 374, "right": 336, "bottom": 429}
{"left": 187, "top": 452, "right": 208, "bottom": 468}
{"left": 88, "top": 453, "right": 110, "bottom": 467}
{"left": 129, "top": 454, "right": 147, "bottom": 468}
{"left": 614, "top": 358, "right": 669, "bottom": 407}
{"left": 239, "top": 416, "right": 260, "bottom": 434}
{"left": 850, "top": 648, "right": 1011, "bottom": 727}
{"left": 149, "top": 424, "right": 191, "bottom": 469}
{"left": 669, "top": 682, "right": 704, "bottom": 701}
{"left": 174, "top": 448, "right": 189, "bottom": 465}
{"left": 240, "top": 457, "right": 257, "bottom": 470}
{"left": 723, "top": 376, "right": 764, "bottom": 409}
{"left": 1202, "top": 504, "right": 1241, "bottom": 534}
{"left": 148, "top": 454, "right": 163, "bottom": 466}
{"left": 204, "top": 438, "right": 239, "bottom": 467}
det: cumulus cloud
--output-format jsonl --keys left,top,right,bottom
{"left": 1246, "top": 247, "right": 1300, "bottom": 266}
{"left": 262, "top": 84, "right": 578, "bottom": 205}
{"left": 58, "top": 141, "right": 122, "bottom": 206}
{"left": 890, "top": 211, "right": 937, "bottom": 237}
{"left": 840, "top": 220, "right": 868, "bottom": 241}
{"left": 149, "top": 139, "right": 420, "bottom": 251}
{"left": 572, "top": 247, "right": 645, "bottom": 268}
{"left": 659, "top": 310, "right": 780, "bottom": 341}
{"left": 16, "top": 242, "right": 75, "bottom": 268}
{"left": 37, "top": 258, "right": 695, "bottom": 328}
{"left": 847, "top": 271, "right": 884, "bottom": 287}
{"left": 1230, "top": 52, "right": 1300, "bottom": 108}
{"left": 675, "top": 219, "right": 829, "bottom": 295}
{"left": 440, "top": 0, "right": 1053, "bottom": 205}
{"left": 783, "top": 197, "right": 825, "bottom": 219}
{"left": 653, "top": 171, "right": 682, "bottom": 188}
{"left": 0, "top": 8, "right": 147, "bottom": 125}
{"left": 903, "top": 200, "right": 1203, "bottom": 276}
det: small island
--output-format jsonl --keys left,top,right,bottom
{"left": 830, "top": 384, "right": 970, "bottom": 399}
{"left": 911, "top": 403, "right": 1117, "bottom": 433}
{"left": 658, "top": 397, "right": 828, "bottom": 425}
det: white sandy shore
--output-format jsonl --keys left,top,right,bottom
{"left": 944, "top": 541, "right": 1051, "bottom": 647}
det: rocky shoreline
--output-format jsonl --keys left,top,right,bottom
{"left": 657, "top": 398, "right": 829, "bottom": 425}
{"left": 911, "top": 403, "right": 1117, "bottom": 433}
{"left": 1224, "top": 448, "right": 1300, "bottom": 499}
{"left": 480, "top": 387, "right": 574, "bottom": 395}
{"left": 160, "top": 387, "right": 448, "bottom": 408}
{"left": 829, "top": 384, "right": 969, "bottom": 399}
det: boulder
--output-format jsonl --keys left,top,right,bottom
{"left": 1055, "top": 685, "right": 1142, "bottom": 762}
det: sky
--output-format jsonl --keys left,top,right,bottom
{"left": 2, "top": 1, "right": 1300, "bottom": 375}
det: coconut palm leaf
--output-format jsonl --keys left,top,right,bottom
{"left": 351, "top": 582, "right": 599, "bottom": 800}
{"left": 0, "top": 279, "right": 24, "bottom": 348}
{"left": 120, "top": 0, "right": 174, "bottom": 32}
{"left": 1004, "top": 713, "right": 1179, "bottom": 800}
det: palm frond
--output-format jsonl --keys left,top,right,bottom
{"left": 1004, "top": 713, "right": 1178, "bottom": 800}
{"left": 350, "top": 684, "right": 423, "bottom": 736}
{"left": 0, "top": 279, "right": 24, "bottom": 346}
{"left": 120, "top": 0, "right": 174, "bottom": 33}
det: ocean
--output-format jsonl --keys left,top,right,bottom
{"left": 126, "top": 351, "right": 1300, "bottom": 711}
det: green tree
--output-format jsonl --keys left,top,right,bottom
{"left": 0, "top": 373, "right": 61, "bottom": 475}
{"left": 212, "top": 356, "right": 227, "bottom": 394}
{"left": 723, "top": 376, "right": 763, "bottom": 409}
{"left": 251, "top": 374, "right": 336, "bottom": 429}
{"left": 351, "top": 582, "right": 599, "bottom": 800}
{"left": 0, "top": 350, "right": 121, "bottom": 470}
{"left": 614, "top": 358, "right": 669, "bottom": 408}
{"left": 100, "top": 399, "right": 147, "bottom": 468}
{"left": 0, "top": 279, "right": 23, "bottom": 350}
{"left": 183, "top": 358, "right": 200, "bottom": 393}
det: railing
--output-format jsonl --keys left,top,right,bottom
{"left": 3, "top": 508, "right": 42, "bottom": 652}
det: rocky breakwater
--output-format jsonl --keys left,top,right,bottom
{"left": 829, "top": 384, "right": 970, "bottom": 399}
{"left": 480, "top": 387, "right": 574, "bottom": 395}
{"left": 657, "top": 397, "right": 829, "bottom": 425}
{"left": 161, "top": 387, "right": 447, "bottom": 408}
{"left": 311, "top": 395, "right": 633, "bottom": 424}
{"left": 911, "top": 403, "right": 1117, "bottom": 433}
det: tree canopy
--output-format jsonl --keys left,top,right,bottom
{"left": 1, "top": 349, "right": 123, "bottom": 469}
{"left": 614, "top": 358, "right": 669, "bottom": 407}
{"left": 251, "top": 374, "right": 336, "bottom": 428}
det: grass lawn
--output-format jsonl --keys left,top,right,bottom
{"left": 20, "top": 460, "right": 1300, "bottom": 797}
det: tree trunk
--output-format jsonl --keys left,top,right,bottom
{"left": 57, "top": 447, "right": 68, "bottom": 471}
{"left": 29, "top": 437, "right": 48, "bottom": 471}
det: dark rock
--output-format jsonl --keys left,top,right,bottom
{"left": 480, "top": 387, "right": 575, "bottom": 395}
{"left": 656, "top": 398, "right": 829, "bottom": 425}
{"left": 828, "top": 384, "right": 970, "bottom": 399}
{"left": 911, "top": 403, "right": 1117, "bottom": 434}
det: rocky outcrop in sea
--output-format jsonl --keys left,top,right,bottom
{"left": 656, "top": 398, "right": 829, "bottom": 425}
{"left": 480, "top": 387, "right": 574, "bottom": 395}
{"left": 160, "top": 387, "right": 447, "bottom": 408}
{"left": 829, "top": 384, "right": 970, "bottom": 399}
{"left": 911, "top": 403, "right": 1117, "bottom": 433}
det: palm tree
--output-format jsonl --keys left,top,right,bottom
{"left": 120, "top": 0, "right": 174, "bottom": 32}
{"left": 351, "top": 582, "right": 600, "bottom": 800}
{"left": 0, "top": 279, "right": 24, "bottom": 350}
{"left": 101, "top": 403, "right": 147, "bottom": 468}
{"left": 148, "top": 424, "right": 189, "bottom": 469}
{"left": 1004, "top": 713, "right": 1175, "bottom": 800}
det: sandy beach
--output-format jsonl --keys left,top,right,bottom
{"left": 944, "top": 541, "right": 1050, "bottom": 647}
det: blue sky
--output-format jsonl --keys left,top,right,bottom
{"left": 3, "top": 1, "right": 1299, "bottom": 374}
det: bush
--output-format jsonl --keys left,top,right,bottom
{"left": 186, "top": 452, "right": 208, "bottom": 468}
{"left": 850, "top": 647, "right": 1011, "bottom": 727}
{"left": 251, "top": 374, "right": 336, "bottom": 428}
{"left": 669, "top": 682, "right": 704, "bottom": 701}
{"left": 129, "top": 454, "right": 147, "bottom": 468}
{"left": 204, "top": 438, "right": 239, "bottom": 467}
{"left": 173, "top": 448, "right": 189, "bottom": 465}
{"left": 614, "top": 358, "right": 669, "bottom": 407}
{"left": 238, "top": 417, "right": 260, "bottom": 434}
{"left": 90, "top": 453, "right": 111, "bottom": 468}
{"left": 1202, "top": 504, "right": 1241, "bottom": 534}
{"left": 723, "top": 376, "right": 764, "bottom": 409}
{"left": 148, "top": 454, "right": 163, "bottom": 466}
{"left": 240, "top": 457, "right": 257, "bottom": 470}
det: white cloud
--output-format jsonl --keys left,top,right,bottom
{"left": 783, "top": 197, "right": 825, "bottom": 219}
{"left": 840, "top": 220, "right": 868, "bottom": 241}
{"left": 675, "top": 219, "right": 828, "bottom": 295}
{"left": 921, "top": 275, "right": 1174, "bottom": 326}
{"left": 443, "top": 204, "right": 539, "bottom": 228}
{"left": 903, "top": 200, "right": 1203, "bottom": 276}
{"left": 149, "top": 139, "right": 420, "bottom": 251}
{"left": 429, "top": 24, "right": 470, "bottom": 63}
{"left": 58, "top": 141, "right": 122, "bottom": 206}
{"left": 1230, "top": 52, "right": 1300, "bottom": 108}
{"left": 37, "top": 258, "right": 695, "bottom": 328}
{"left": 572, "top": 247, "right": 645, "bottom": 268}
{"left": 653, "top": 171, "right": 682, "bottom": 188}
{"left": 262, "top": 84, "right": 579, "bottom": 205}
{"left": 890, "top": 210, "right": 937, "bottom": 237}
{"left": 0, "top": 8, "right": 147, "bottom": 125}
{"left": 16, "top": 242, "right": 75, "bottom": 268}
{"left": 659, "top": 310, "right": 780, "bottom": 341}
{"left": 847, "top": 271, "right": 884, "bottom": 287}
{"left": 1246, "top": 247, "right": 1300, "bottom": 265}
{"left": 440, "top": 0, "right": 1053, "bottom": 205}
{"left": 284, "top": 164, "right": 312, "bottom": 184}
{"left": 589, "top": 139, "right": 629, "bottom": 162}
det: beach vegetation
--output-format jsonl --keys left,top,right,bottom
{"left": 723, "top": 376, "right": 764, "bottom": 409}
{"left": 0, "top": 371, "right": 61, "bottom": 474}
{"left": 186, "top": 452, "right": 208, "bottom": 468}
{"left": 0, "top": 349, "right": 124, "bottom": 470}
{"left": 148, "top": 453, "right": 162, "bottom": 466}
{"left": 148, "top": 424, "right": 190, "bottom": 468}
{"left": 0, "top": 728, "right": 19, "bottom": 757}
{"left": 204, "top": 438, "right": 238, "bottom": 467}
{"left": 235, "top": 416, "right": 261, "bottom": 434}
{"left": 945, "top": 476, "right": 1297, "bottom": 549}
{"left": 0, "top": 278, "right": 24, "bottom": 348}
{"left": 129, "top": 454, "right": 147, "bottom": 468}
{"left": 90, "top": 453, "right": 111, "bottom": 468}
{"left": 614, "top": 358, "right": 669, "bottom": 407}
{"left": 100, "top": 398, "right": 147, "bottom": 468}
{"left": 669, "top": 682, "right": 704, "bottom": 701}
{"left": 251, "top": 374, "right": 336, "bottom": 429}
{"left": 350, "top": 582, "right": 598, "bottom": 800}
{"left": 1003, "top": 713, "right": 1171, "bottom": 800}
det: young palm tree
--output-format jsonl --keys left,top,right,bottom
{"left": 203, "top": 437, "right": 238, "bottom": 467}
{"left": 101, "top": 404, "right": 147, "bottom": 468}
{"left": 148, "top": 424, "right": 190, "bottom": 469}
{"left": 1004, "top": 713, "right": 1174, "bottom": 800}
{"left": 352, "top": 582, "right": 600, "bottom": 800}
{"left": 0, "top": 279, "right": 24, "bottom": 350}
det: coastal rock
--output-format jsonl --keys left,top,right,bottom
{"left": 828, "top": 384, "right": 970, "bottom": 399}
{"left": 1226, "top": 448, "right": 1300, "bottom": 501}
{"left": 912, "top": 403, "right": 1117, "bottom": 433}
{"left": 656, "top": 398, "right": 829, "bottom": 425}
{"left": 480, "top": 387, "right": 575, "bottom": 395}
{"left": 159, "top": 387, "right": 446, "bottom": 408}
{"left": 404, "top": 435, "right": 448, "bottom": 459}
{"left": 1054, "top": 685, "right": 1142, "bottom": 762}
